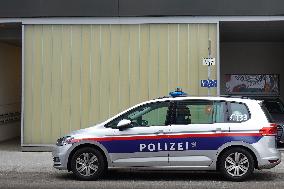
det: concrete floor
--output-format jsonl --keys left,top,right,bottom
{"left": 0, "top": 137, "right": 21, "bottom": 151}
{"left": 0, "top": 138, "right": 284, "bottom": 189}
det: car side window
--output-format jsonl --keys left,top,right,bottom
{"left": 213, "top": 101, "right": 227, "bottom": 123}
{"left": 174, "top": 100, "right": 214, "bottom": 124}
{"left": 106, "top": 101, "right": 171, "bottom": 128}
{"left": 173, "top": 100, "right": 227, "bottom": 125}
{"left": 229, "top": 102, "right": 250, "bottom": 122}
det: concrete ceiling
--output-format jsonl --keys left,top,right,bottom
{"left": 0, "top": 23, "right": 21, "bottom": 47}
{"left": 220, "top": 21, "right": 284, "bottom": 42}
{"left": 1, "top": 21, "right": 284, "bottom": 46}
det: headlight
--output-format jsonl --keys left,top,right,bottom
{"left": 56, "top": 136, "right": 75, "bottom": 146}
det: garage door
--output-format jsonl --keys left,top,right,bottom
{"left": 23, "top": 23, "right": 217, "bottom": 145}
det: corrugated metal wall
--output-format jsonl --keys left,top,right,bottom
{"left": 23, "top": 24, "right": 217, "bottom": 145}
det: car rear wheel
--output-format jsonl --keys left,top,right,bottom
{"left": 219, "top": 147, "right": 254, "bottom": 181}
{"left": 70, "top": 147, "right": 106, "bottom": 180}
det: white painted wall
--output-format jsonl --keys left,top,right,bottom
{"left": 0, "top": 42, "right": 21, "bottom": 142}
{"left": 220, "top": 42, "right": 284, "bottom": 100}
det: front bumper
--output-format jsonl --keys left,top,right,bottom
{"left": 52, "top": 144, "right": 73, "bottom": 170}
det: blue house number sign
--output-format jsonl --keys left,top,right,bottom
{"left": 201, "top": 79, "right": 217, "bottom": 88}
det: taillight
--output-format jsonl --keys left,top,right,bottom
{"left": 268, "top": 159, "right": 279, "bottom": 164}
{"left": 259, "top": 123, "right": 277, "bottom": 136}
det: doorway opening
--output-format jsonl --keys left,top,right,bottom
{"left": 220, "top": 21, "right": 284, "bottom": 100}
{"left": 0, "top": 23, "right": 22, "bottom": 146}
{"left": 220, "top": 21, "right": 284, "bottom": 148}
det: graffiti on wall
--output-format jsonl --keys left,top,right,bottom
{"left": 225, "top": 74, "right": 279, "bottom": 95}
{"left": 0, "top": 112, "right": 21, "bottom": 125}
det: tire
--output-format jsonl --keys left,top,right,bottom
{"left": 219, "top": 147, "right": 254, "bottom": 181}
{"left": 70, "top": 147, "right": 106, "bottom": 181}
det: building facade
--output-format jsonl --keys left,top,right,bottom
{"left": 0, "top": 0, "right": 283, "bottom": 148}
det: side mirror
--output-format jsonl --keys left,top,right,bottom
{"left": 117, "top": 119, "right": 132, "bottom": 130}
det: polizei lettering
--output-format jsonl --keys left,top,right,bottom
{"left": 139, "top": 142, "right": 195, "bottom": 152}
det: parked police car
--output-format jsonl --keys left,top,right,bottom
{"left": 53, "top": 90, "right": 281, "bottom": 181}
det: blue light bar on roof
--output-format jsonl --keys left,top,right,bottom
{"left": 169, "top": 88, "right": 187, "bottom": 97}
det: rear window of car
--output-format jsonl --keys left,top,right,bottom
{"left": 263, "top": 99, "right": 284, "bottom": 114}
{"left": 228, "top": 102, "right": 250, "bottom": 122}
{"left": 260, "top": 103, "right": 274, "bottom": 123}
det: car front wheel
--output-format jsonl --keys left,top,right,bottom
{"left": 70, "top": 147, "right": 106, "bottom": 180}
{"left": 219, "top": 147, "right": 254, "bottom": 181}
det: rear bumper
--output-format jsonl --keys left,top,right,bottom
{"left": 257, "top": 147, "right": 281, "bottom": 169}
{"left": 252, "top": 136, "right": 281, "bottom": 169}
{"left": 258, "top": 158, "right": 281, "bottom": 169}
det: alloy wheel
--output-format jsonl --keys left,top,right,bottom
{"left": 75, "top": 152, "right": 99, "bottom": 177}
{"left": 225, "top": 152, "right": 249, "bottom": 177}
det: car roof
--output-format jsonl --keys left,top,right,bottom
{"left": 241, "top": 95, "right": 280, "bottom": 99}
{"left": 150, "top": 96, "right": 260, "bottom": 103}
{"left": 246, "top": 96, "right": 282, "bottom": 102}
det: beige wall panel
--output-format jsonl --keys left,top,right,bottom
{"left": 129, "top": 25, "right": 140, "bottom": 107}
{"left": 24, "top": 23, "right": 217, "bottom": 144}
{"left": 149, "top": 24, "right": 159, "bottom": 99}
{"left": 119, "top": 25, "right": 130, "bottom": 112}
{"left": 70, "top": 26, "right": 81, "bottom": 131}
{"left": 81, "top": 25, "right": 91, "bottom": 127}
{"left": 51, "top": 26, "right": 63, "bottom": 141}
{"left": 60, "top": 25, "right": 72, "bottom": 136}
{"left": 90, "top": 25, "right": 101, "bottom": 124}
{"left": 41, "top": 26, "right": 53, "bottom": 144}
{"left": 178, "top": 24, "right": 189, "bottom": 92}
{"left": 198, "top": 24, "right": 211, "bottom": 96}
{"left": 188, "top": 25, "right": 199, "bottom": 96}
{"left": 168, "top": 24, "right": 178, "bottom": 91}
{"left": 158, "top": 25, "right": 170, "bottom": 96}
{"left": 139, "top": 25, "right": 150, "bottom": 102}
{"left": 109, "top": 25, "right": 120, "bottom": 117}
{"left": 32, "top": 26, "right": 43, "bottom": 143}
{"left": 100, "top": 25, "right": 111, "bottom": 120}
{"left": 23, "top": 26, "right": 34, "bottom": 144}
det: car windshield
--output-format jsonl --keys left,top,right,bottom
{"left": 263, "top": 99, "right": 284, "bottom": 114}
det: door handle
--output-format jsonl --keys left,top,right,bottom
{"left": 155, "top": 130, "right": 164, "bottom": 134}
{"left": 215, "top": 128, "right": 222, "bottom": 133}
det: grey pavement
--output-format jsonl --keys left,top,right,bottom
{"left": 0, "top": 138, "right": 55, "bottom": 173}
{"left": 1, "top": 138, "right": 284, "bottom": 189}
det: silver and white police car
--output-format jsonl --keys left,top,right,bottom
{"left": 53, "top": 91, "right": 281, "bottom": 181}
